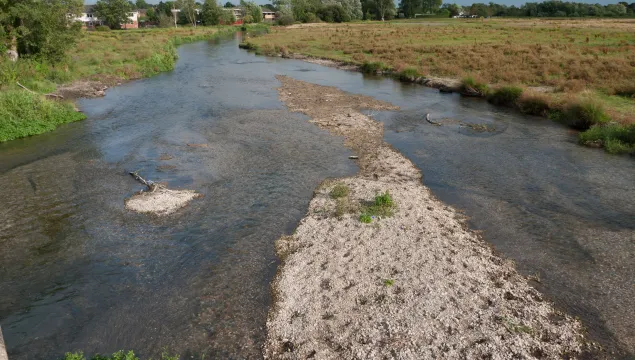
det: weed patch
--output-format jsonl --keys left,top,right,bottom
{"left": 398, "top": 67, "right": 419, "bottom": 81}
{"left": 517, "top": 92, "right": 551, "bottom": 116}
{"left": 0, "top": 91, "right": 86, "bottom": 142}
{"left": 579, "top": 124, "right": 635, "bottom": 154}
{"left": 360, "top": 61, "right": 386, "bottom": 74}
{"left": 488, "top": 86, "right": 523, "bottom": 106}
{"left": 62, "top": 350, "right": 178, "bottom": 360}
{"left": 359, "top": 191, "right": 395, "bottom": 222}
{"left": 330, "top": 183, "right": 350, "bottom": 198}
{"left": 461, "top": 77, "right": 490, "bottom": 97}
{"left": 559, "top": 101, "right": 610, "bottom": 130}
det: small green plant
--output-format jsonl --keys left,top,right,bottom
{"left": 359, "top": 191, "right": 395, "bottom": 222}
{"left": 460, "top": 76, "right": 490, "bottom": 96}
{"left": 360, "top": 61, "right": 386, "bottom": 74}
{"left": 330, "top": 183, "right": 350, "bottom": 198}
{"left": 383, "top": 279, "right": 394, "bottom": 286}
{"left": 580, "top": 124, "right": 635, "bottom": 154}
{"left": 488, "top": 86, "right": 523, "bottom": 106}
{"left": 398, "top": 67, "right": 419, "bottom": 81}
{"left": 62, "top": 350, "right": 179, "bottom": 360}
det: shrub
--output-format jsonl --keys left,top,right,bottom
{"left": 360, "top": 61, "right": 385, "bottom": 74}
{"left": 359, "top": 214, "right": 372, "bottom": 223}
{"left": 559, "top": 101, "right": 610, "bottom": 130}
{"left": 398, "top": 67, "right": 419, "bottom": 81}
{"left": 517, "top": 92, "right": 551, "bottom": 116}
{"left": 460, "top": 76, "right": 490, "bottom": 96}
{"left": 579, "top": 124, "right": 635, "bottom": 154}
{"left": 277, "top": 14, "right": 295, "bottom": 26}
{"left": 0, "top": 91, "right": 86, "bottom": 142}
{"left": 95, "top": 25, "right": 111, "bottom": 32}
{"left": 317, "top": 4, "right": 351, "bottom": 23}
{"left": 488, "top": 86, "right": 523, "bottom": 106}
{"left": 330, "top": 183, "right": 350, "bottom": 198}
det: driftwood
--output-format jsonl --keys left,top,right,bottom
{"left": 16, "top": 81, "right": 64, "bottom": 99}
{"left": 425, "top": 113, "right": 441, "bottom": 126}
{"left": 348, "top": 155, "right": 359, "bottom": 160}
{"left": 129, "top": 171, "right": 159, "bottom": 192}
{"left": 0, "top": 326, "right": 8, "bottom": 360}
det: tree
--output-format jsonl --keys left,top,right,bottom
{"left": 241, "top": 0, "right": 262, "bottom": 22}
{"left": 221, "top": 7, "right": 236, "bottom": 23}
{"left": 375, "top": 0, "right": 394, "bottom": 20}
{"left": 399, "top": 0, "right": 419, "bottom": 17}
{"left": 146, "top": 7, "right": 159, "bottom": 22}
{"left": 201, "top": 0, "right": 223, "bottom": 24}
{"left": 176, "top": 0, "right": 198, "bottom": 26}
{"left": 441, "top": 3, "right": 461, "bottom": 17}
{"left": 0, "top": 0, "right": 83, "bottom": 61}
{"left": 224, "top": 1, "right": 234, "bottom": 7}
{"left": 94, "top": 0, "right": 134, "bottom": 29}
{"left": 136, "top": 0, "right": 149, "bottom": 8}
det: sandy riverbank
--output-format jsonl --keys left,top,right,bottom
{"left": 263, "top": 76, "right": 587, "bottom": 359}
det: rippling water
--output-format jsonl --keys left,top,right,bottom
{"left": 1, "top": 32, "right": 633, "bottom": 359}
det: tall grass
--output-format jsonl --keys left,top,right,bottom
{"left": 0, "top": 91, "right": 86, "bottom": 142}
{"left": 488, "top": 86, "right": 523, "bottom": 106}
{"left": 579, "top": 124, "right": 635, "bottom": 154}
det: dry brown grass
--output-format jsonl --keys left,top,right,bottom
{"left": 248, "top": 18, "right": 635, "bottom": 124}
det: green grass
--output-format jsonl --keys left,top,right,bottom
{"left": 579, "top": 123, "right": 635, "bottom": 154}
{"left": 398, "top": 67, "right": 420, "bottom": 81}
{"left": 62, "top": 350, "right": 178, "bottom": 360}
{"left": 359, "top": 191, "right": 395, "bottom": 223}
{"left": 461, "top": 76, "right": 490, "bottom": 96}
{"left": 558, "top": 101, "right": 611, "bottom": 130}
{"left": 383, "top": 279, "right": 395, "bottom": 286}
{"left": 330, "top": 183, "right": 350, "bottom": 198}
{"left": 0, "top": 25, "right": 267, "bottom": 142}
{"left": 488, "top": 86, "right": 523, "bottom": 106}
{"left": 0, "top": 91, "right": 86, "bottom": 142}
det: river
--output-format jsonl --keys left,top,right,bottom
{"left": 0, "top": 32, "right": 633, "bottom": 359}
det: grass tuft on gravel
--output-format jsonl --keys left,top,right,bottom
{"left": 62, "top": 350, "right": 178, "bottom": 360}
{"left": 360, "top": 191, "right": 395, "bottom": 222}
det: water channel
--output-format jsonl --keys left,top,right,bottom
{"left": 0, "top": 32, "right": 633, "bottom": 359}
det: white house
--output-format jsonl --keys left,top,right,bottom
{"left": 75, "top": 5, "right": 139, "bottom": 29}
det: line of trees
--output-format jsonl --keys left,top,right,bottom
{"left": 400, "top": 0, "right": 635, "bottom": 18}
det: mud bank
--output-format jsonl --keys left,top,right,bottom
{"left": 264, "top": 76, "right": 587, "bottom": 359}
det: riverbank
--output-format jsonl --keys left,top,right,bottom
{"left": 239, "top": 19, "right": 635, "bottom": 155}
{"left": 265, "top": 75, "right": 590, "bottom": 358}
{"left": 0, "top": 25, "right": 263, "bottom": 142}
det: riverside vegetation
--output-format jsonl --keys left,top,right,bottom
{"left": 241, "top": 18, "right": 635, "bottom": 155}
{"left": 0, "top": 25, "right": 261, "bottom": 142}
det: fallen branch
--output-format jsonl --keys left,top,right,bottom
{"left": 425, "top": 113, "right": 441, "bottom": 126}
{"left": 129, "top": 171, "right": 158, "bottom": 192}
{"left": 16, "top": 81, "right": 64, "bottom": 99}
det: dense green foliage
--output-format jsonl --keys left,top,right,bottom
{"left": 94, "top": 0, "right": 134, "bottom": 29}
{"left": 0, "top": 0, "right": 83, "bottom": 61}
{"left": 242, "top": 0, "right": 263, "bottom": 23}
{"left": 579, "top": 124, "right": 635, "bottom": 154}
{"left": 434, "top": 1, "right": 635, "bottom": 18}
{"left": 0, "top": 91, "right": 86, "bottom": 142}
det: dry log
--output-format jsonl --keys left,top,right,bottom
{"left": 17, "top": 81, "right": 64, "bottom": 99}
{"left": 129, "top": 171, "right": 158, "bottom": 192}
{"left": 425, "top": 113, "right": 441, "bottom": 126}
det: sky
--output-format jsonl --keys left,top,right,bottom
{"left": 83, "top": 0, "right": 628, "bottom": 7}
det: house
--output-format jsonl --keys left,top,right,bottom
{"left": 74, "top": 5, "right": 139, "bottom": 29}
{"left": 261, "top": 7, "right": 276, "bottom": 20}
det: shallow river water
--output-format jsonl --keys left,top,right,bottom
{"left": 1, "top": 33, "right": 633, "bottom": 359}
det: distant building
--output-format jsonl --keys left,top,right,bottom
{"left": 261, "top": 7, "right": 276, "bottom": 21}
{"left": 75, "top": 5, "right": 139, "bottom": 29}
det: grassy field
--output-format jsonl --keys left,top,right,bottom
{"left": 0, "top": 26, "right": 248, "bottom": 142}
{"left": 243, "top": 19, "right": 635, "bottom": 154}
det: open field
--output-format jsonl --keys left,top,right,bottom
{"left": 243, "top": 19, "right": 635, "bottom": 153}
{"left": 0, "top": 26, "right": 250, "bottom": 142}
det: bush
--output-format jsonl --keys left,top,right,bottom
{"left": 488, "top": 86, "right": 523, "bottom": 106}
{"left": 0, "top": 91, "right": 86, "bottom": 142}
{"left": 330, "top": 183, "right": 350, "bottom": 198}
{"left": 360, "top": 61, "right": 385, "bottom": 74}
{"left": 359, "top": 191, "right": 395, "bottom": 222}
{"left": 559, "top": 101, "right": 610, "bottom": 130}
{"left": 517, "top": 92, "right": 551, "bottom": 116}
{"left": 398, "top": 67, "right": 419, "bottom": 81}
{"left": 579, "top": 124, "right": 635, "bottom": 154}
{"left": 95, "top": 25, "right": 111, "bottom": 32}
{"left": 276, "top": 14, "right": 295, "bottom": 26}
{"left": 317, "top": 4, "right": 351, "bottom": 23}
{"left": 460, "top": 76, "right": 490, "bottom": 96}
